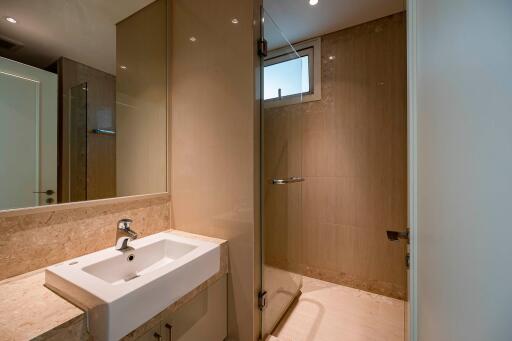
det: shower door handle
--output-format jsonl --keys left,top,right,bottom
{"left": 386, "top": 229, "right": 409, "bottom": 242}
{"left": 271, "top": 177, "right": 305, "bottom": 185}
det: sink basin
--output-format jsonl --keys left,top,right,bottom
{"left": 82, "top": 238, "right": 197, "bottom": 285}
{"left": 45, "top": 232, "right": 220, "bottom": 341}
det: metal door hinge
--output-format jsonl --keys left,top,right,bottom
{"left": 257, "top": 39, "right": 268, "bottom": 57}
{"left": 406, "top": 252, "right": 410, "bottom": 269}
{"left": 258, "top": 291, "right": 267, "bottom": 310}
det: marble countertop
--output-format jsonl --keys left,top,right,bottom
{"left": 0, "top": 269, "right": 85, "bottom": 341}
{"left": 0, "top": 229, "right": 228, "bottom": 341}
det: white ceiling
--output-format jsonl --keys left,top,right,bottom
{"left": 0, "top": 0, "right": 155, "bottom": 74}
{"left": 0, "top": 0, "right": 405, "bottom": 73}
{"left": 263, "top": 0, "right": 405, "bottom": 48}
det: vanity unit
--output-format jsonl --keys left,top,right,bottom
{"left": 0, "top": 230, "right": 228, "bottom": 341}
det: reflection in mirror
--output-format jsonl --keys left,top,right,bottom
{"left": 0, "top": 0, "right": 167, "bottom": 211}
{"left": 69, "top": 82, "right": 88, "bottom": 202}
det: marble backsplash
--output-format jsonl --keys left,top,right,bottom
{"left": 0, "top": 195, "right": 171, "bottom": 281}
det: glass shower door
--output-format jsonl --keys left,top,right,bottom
{"left": 260, "top": 9, "right": 305, "bottom": 338}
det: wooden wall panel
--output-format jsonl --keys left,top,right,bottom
{"left": 58, "top": 58, "right": 116, "bottom": 202}
{"left": 264, "top": 12, "right": 407, "bottom": 299}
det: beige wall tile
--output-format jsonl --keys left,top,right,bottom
{"left": 263, "top": 13, "right": 407, "bottom": 300}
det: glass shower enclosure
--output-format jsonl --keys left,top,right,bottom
{"left": 260, "top": 8, "right": 307, "bottom": 338}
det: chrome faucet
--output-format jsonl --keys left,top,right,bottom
{"left": 115, "top": 218, "right": 138, "bottom": 251}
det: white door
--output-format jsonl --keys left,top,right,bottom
{"left": 412, "top": 1, "right": 512, "bottom": 340}
{"left": 0, "top": 57, "right": 57, "bottom": 210}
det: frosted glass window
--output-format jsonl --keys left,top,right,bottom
{"left": 264, "top": 55, "right": 309, "bottom": 100}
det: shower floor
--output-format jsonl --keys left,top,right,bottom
{"left": 271, "top": 276, "right": 405, "bottom": 341}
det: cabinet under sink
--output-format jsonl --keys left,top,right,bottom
{"left": 45, "top": 232, "right": 221, "bottom": 341}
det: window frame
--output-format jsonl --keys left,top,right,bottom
{"left": 263, "top": 37, "right": 322, "bottom": 108}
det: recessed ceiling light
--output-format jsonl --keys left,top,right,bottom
{"left": 231, "top": 18, "right": 239, "bottom": 24}
{"left": 120, "top": 65, "right": 127, "bottom": 70}
{"left": 189, "top": 36, "right": 197, "bottom": 42}
{"left": 309, "top": 0, "right": 319, "bottom": 6}
{"left": 5, "top": 17, "right": 17, "bottom": 24}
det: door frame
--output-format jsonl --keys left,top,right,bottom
{"left": 406, "top": 0, "right": 418, "bottom": 340}
{"left": 257, "top": 1, "right": 420, "bottom": 338}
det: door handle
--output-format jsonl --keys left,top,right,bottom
{"left": 33, "top": 189, "right": 55, "bottom": 195}
{"left": 271, "top": 177, "right": 305, "bottom": 185}
{"left": 165, "top": 323, "right": 173, "bottom": 341}
{"left": 386, "top": 229, "right": 409, "bottom": 242}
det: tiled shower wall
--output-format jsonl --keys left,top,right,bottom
{"left": 0, "top": 195, "right": 170, "bottom": 281}
{"left": 264, "top": 13, "right": 407, "bottom": 299}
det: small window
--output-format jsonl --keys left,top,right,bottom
{"left": 264, "top": 54, "right": 310, "bottom": 100}
{"left": 264, "top": 38, "right": 321, "bottom": 107}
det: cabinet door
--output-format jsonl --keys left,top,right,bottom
{"left": 165, "top": 276, "right": 227, "bottom": 341}
{"left": 136, "top": 324, "right": 163, "bottom": 341}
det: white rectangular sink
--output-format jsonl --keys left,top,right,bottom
{"left": 45, "top": 232, "right": 220, "bottom": 341}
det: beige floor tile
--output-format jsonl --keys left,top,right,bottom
{"left": 273, "top": 276, "right": 405, "bottom": 341}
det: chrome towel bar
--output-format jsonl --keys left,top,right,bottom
{"left": 271, "top": 176, "right": 305, "bottom": 185}
{"left": 92, "top": 129, "right": 116, "bottom": 135}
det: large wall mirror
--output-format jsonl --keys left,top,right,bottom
{"left": 0, "top": 0, "right": 168, "bottom": 211}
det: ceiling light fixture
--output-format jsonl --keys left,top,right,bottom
{"left": 120, "top": 65, "right": 127, "bottom": 70}
{"left": 231, "top": 18, "right": 239, "bottom": 24}
{"left": 5, "top": 17, "right": 17, "bottom": 24}
{"left": 309, "top": 0, "right": 319, "bottom": 6}
{"left": 189, "top": 36, "right": 197, "bottom": 42}
{"left": 328, "top": 55, "right": 336, "bottom": 60}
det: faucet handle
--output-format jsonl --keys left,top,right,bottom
{"left": 117, "top": 218, "right": 133, "bottom": 230}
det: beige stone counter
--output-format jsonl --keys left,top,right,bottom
{"left": 0, "top": 269, "right": 86, "bottom": 341}
{"left": 0, "top": 230, "right": 227, "bottom": 341}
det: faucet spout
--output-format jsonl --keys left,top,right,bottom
{"left": 115, "top": 218, "right": 138, "bottom": 251}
